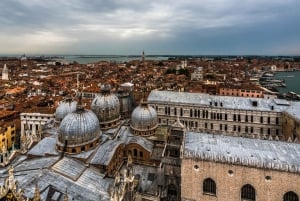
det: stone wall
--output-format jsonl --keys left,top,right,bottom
{"left": 181, "top": 158, "right": 300, "bottom": 201}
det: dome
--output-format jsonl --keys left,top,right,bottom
{"left": 55, "top": 97, "right": 77, "bottom": 121}
{"left": 57, "top": 107, "right": 101, "bottom": 154}
{"left": 91, "top": 84, "right": 120, "bottom": 130}
{"left": 130, "top": 102, "right": 158, "bottom": 136}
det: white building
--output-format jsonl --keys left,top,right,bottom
{"left": 191, "top": 67, "right": 203, "bottom": 81}
{"left": 20, "top": 113, "right": 55, "bottom": 137}
{"left": 147, "top": 90, "right": 300, "bottom": 141}
{"left": 2, "top": 64, "right": 8, "bottom": 80}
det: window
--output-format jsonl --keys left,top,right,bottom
{"left": 203, "top": 178, "right": 216, "bottom": 195}
{"left": 133, "top": 149, "right": 137, "bottom": 157}
{"left": 260, "top": 116, "right": 263, "bottom": 123}
{"left": 241, "top": 184, "right": 256, "bottom": 201}
{"left": 139, "top": 151, "right": 143, "bottom": 158}
{"left": 283, "top": 191, "right": 299, "bottom": 201}
{"left": 267, "top": 117, "right": 270, "bottom": 124}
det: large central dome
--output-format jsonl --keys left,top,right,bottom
{"left": 91, "top": 84, "right": 121, "bottom": 130}
{"left": 130, "top": 102, "right": 158, "bottom": 136}
{"left": 57, "top": 103, "right": 101, "bottom": 154}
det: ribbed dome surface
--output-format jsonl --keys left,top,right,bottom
{"left": 91, "top": 84, "right": 120, "bottom": 123}
{"left": 131, "top": 103, "right": 158, "bottom": 131}
{"left": 91, "top": 94, "right": 120, "bottom": 114}
{"left": 58, "top": 109, "right": 101, "bottom": 146}
{"left": 55, "top": 99, "right": 77, "bottom": 121}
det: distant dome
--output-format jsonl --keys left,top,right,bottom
{"left": 55, "top": 97, "right": 77, "bottom": 122}
{"left": 91, "top": 84, "right": 120, "bottom": 130}
{"left": 56, "top": 105, "right": 101, "bottom": 154}
{"left": 130, "top": 102, "right": 158, "bottom": 136}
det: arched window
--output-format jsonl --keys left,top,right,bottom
{"left": 241, "top": 184, "right": 255, "bottom": 201}
{"left": 133, "top": 149, "right": 137, "bottom": 157}
{"left": 203, "top": 178, "right": 216, "bottom": 195}
{"left": 283, "top": 191, "right": 299, "bottom": 201}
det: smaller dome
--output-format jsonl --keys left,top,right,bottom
{"left": 130, "top": 102, "right": 158, "bottom": 136}
{"left": 91, "top": 84, "right": 120, "bottom": 130}
{"left": 55, "top": 97, "right": 77, "bottom": 121}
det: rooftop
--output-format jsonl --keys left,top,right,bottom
{"left": 147, "top": 90, "right": 300, "bottom": 115}
{"left": 183, "top": 132, "right": 300, "bottom": 174}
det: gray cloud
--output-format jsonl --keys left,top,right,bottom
{"left": 0, "top": 0, "right": 299, "bottom": 54}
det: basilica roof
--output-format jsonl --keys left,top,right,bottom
{"left": 90, "top": 140, "right": 123, "bottom": 166}
{"left": 0, "top": 156, "right": 113, "bottom": 201}
{"left": 183, "top": 132, "right": 300, "bottom": 174}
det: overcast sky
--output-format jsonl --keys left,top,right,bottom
{"left": 0, "top": 0, "right": 299, "bottom": 55}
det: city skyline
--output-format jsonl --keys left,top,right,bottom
{"left": 0, "top": 0, "right": 300, "bottom": 55}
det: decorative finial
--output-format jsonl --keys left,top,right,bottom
{"left": 76, "top": 93, "right": 84, "bottom": 112}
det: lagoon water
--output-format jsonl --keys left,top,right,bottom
{"left": 62, "top": 55, "right": 169, "bottom": 64}
{"left": 274, "top": 71, "right": 300, "bottom": 94}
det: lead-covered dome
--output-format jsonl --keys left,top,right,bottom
{"left": 91, "top": 84, "right": 120, "bottom": 130}
{"left": 55, "top": 97, "right": 77, "bottom": 122}
{"left": 56, "top": 104, "right": 101, "bottom": 154}
{"left": 130, "top": 102, "right": 158, "bottom": 136}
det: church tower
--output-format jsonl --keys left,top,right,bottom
{"left": 2, "top": 64, "right": 9, "bottom": 80}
